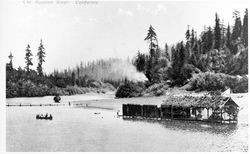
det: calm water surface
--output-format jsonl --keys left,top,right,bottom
{"left": 6, "top": 94, "right": 248, "bottom": 152}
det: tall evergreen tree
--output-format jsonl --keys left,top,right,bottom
{"left": 220, "top": 19, "right": 226, "bottom": 47}
{"left": 76, "top": 65, "right": 80, "bottom": 86}
{"left": 24, "top": 44, "right": 33, "bottom": 73}
{"left": 144, "top": 25, "right": 159, "bottom": 82}
{"left": 231, "top": 10, "right": 243, "bottom": 54}
{"left": 190, "top": 28, "right": 195, "bottom": 47}
{"left": 242, "top": 9, "right": 248, "bottom": 46}
{"left": 8, "top": 52, "right": 13, "bottom": 70}
{"left": 185, "top": 25, "right": 190, "bottom": 41}
{"left": 189, "top": 42, "right": 200, "bottom": 68}
{"left": 37, "top": 39, "right": 46, "bottom": 76}
{"left": 214, "top": 13, "right": 221, "bottom": 50}
{"left": 232, "top": 10, "right": 242, "bottom": 41}
{"left": 207, "top": 26, "right": 213, "bottom": 51}
{"left": 164, "top": 43, "right": 170, "bottom": 61}
{"left": 71, "top": 72, "right": 76, "bottom": 86}
{"left": 144, "top": 25, "right": 158, "bottom": 55}
{"left": 171, "top": 42, "right": 186, "bottom": 84}
{"left": 134, "top": 51, "right": 146, "bottom": 72}
{"left": 201, "top": 26, "right": 213, "bottom": 53}
{"left": 145, "top": 55, "right": 153, "bottom": 82}
{"left": 226, "top": 24, "right": 231, "bottom": 48}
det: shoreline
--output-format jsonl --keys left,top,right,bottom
{"left": 71, "top": 96, "right": 167, "bottom": 111}
{"left": 6, "top": 91, "right": 248, "bottom": 115}
{"left": 6, "top": 91, "right": 115, "bottom": 99}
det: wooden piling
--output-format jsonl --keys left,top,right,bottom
{"left": 160, "top": 107, "right": 163, "bottom": 119}
{"left": 220, "top": 108, "right": 223, "bottom": 123}
{"left": 170, "top": 105, "right": 173, "bottom": 119}
{"left": 194, "top": 108, "right": 197, "bottom": 119}
{"left": 141, "top": 105, "right": 143, "bottom": 118}
{"left": 207, "top": 108, "right": 209, "bottom": 119}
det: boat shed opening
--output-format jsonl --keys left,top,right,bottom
{"left": 122, "top": 96, "right": 239, "bottom": 124}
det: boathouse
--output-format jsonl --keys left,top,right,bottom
{"left": 161, "top": 96, "right": 239, "bottom": 123}
{"left": 122, "top": 96, "right": 239, "bottom": 123}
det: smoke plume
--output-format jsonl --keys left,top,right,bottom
{"left": 109, "top": 59, "right": 148, "bottom": 82}
{"left": 67, "top": 58, "right": 148, "bottom": 82}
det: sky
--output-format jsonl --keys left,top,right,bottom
{"left": 0, "top": 0, "right": 248, "bottom": 73}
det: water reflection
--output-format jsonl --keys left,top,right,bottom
{"left": 6, "top": 94, "right": 248, "bottom": 152}
{"left": 122, "top": 118, "right": 238, "bottom": 136}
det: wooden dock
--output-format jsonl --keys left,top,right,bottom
{"left": 6, "top": 102, "right": 90, "bottom": 107}
{"left": 122, "top": 100, "right": 239, "bottom": 124}
{"left": 6, "top": 103, "right": 66, "bottom": 107}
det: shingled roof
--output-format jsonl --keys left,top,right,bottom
{"left": 161, "top": 95, "right": 239, "bottom": 108}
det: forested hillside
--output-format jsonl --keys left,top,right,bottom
{"left": 134, "top": 10, "right": 248, "bottom": 84}
{"left": 6, "top": 9, "right": 248, "bottom": 98}
{"left": 119, "top": 9, "right": 248, "bottom": 97}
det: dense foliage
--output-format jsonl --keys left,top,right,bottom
{"left": 6, "top": 9, "right": 248, "bottom": 98}
{"left": 187, "top": 72, "right": 228, "bottom": 91}
{"left": 115, "top": 81, "right": 145, "bottom": 98}
{"left": 6, "top": 40, "right": 116, "bottom": 98}
{"left": 187, "top": 72, "right": 248, "bottom": 93}
{"left": 132, "top": 9, "right": 248, "bottom": 93}
{"left": 144, "top": 82, "right": 169, "bottom": 96}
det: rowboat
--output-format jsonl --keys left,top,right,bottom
{"left": 36, "top": 114, "right": 53, "bottom": 120}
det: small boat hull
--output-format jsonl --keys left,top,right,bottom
{"left": 36, "top": 115, "right": 53, "bottom": 120}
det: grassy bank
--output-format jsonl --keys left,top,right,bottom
{"left": 6, "top": 80, "right": 116, "bottom": 98}
{"left": 115, "top": 73, "right": 248, "bottom": 98}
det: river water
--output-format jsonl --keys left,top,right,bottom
{"left": 6, "top": 94, "right": 248, "bottom": 152}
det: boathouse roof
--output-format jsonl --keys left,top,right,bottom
{"left": 161, "top": 96, "right": 239, "bottom": 108}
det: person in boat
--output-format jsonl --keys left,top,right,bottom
{"left": 45, "top": 113, "right": 48, "bottom": 118}
{"left": 37, "top": 114, "right": 42, "bottom": 119}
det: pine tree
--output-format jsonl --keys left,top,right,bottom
{"left": 145, "top": 55, "right": 152, "bottom": 82}
{"left": 134, "top": 51, "right": 146, "bottom": 72}
{"left": 144, "top": 25, "right": 159, "bottom": 82}
{"left": 190, "top": 29, "right": 195, "bottom": 47}
{"left": 220, "top": 19, "right": 226, "bottom": 47}
{"left": 226, "top": 24, "right": 231, "bottom": 48}
{"left": 164, "top": 43, "right": 170, "bottom": 61}
{"left": 232, "top": 10, "right": 242, "bottom": 41}
{"left": 25, "top": 44, "right": 33, "bottom": 72}
{"left": 178, "top": 42, "right": 186, "bottom": 68}
{"left": 76, "top": 66, "right": 80, "bottom": 86}
{"left": 201, "top": 26, "right": 213, "bottom": 54}
{"left": 172, "top": 42, "right": 186, "bottom": 85}
{"left": 185, "top": 26, "right": 192, "bottom": 57}
{"left": 71, "top": 72, "right": 76, "bottom": 86}
{"left": 214, "top": 13, "right": 221, "bottom": 50}
{"left": 37, "top": 39, "right": 45, "bottom": 76}
{"left": 242, "top": 9, "right": 248, "bottom": 46}
{"left": 207, "top": 26, "right": 213, "bottom": 51}
{"left": 185, "top": 25, "right": 190, "bottom": 41}
{"left": 8, "top": 52, "right": 13, "bottom": 70}
{"left": 231, "top": 10, "right": 243, "bottom": 54}
{"left": 144, "top": 25, "right": 158, "bottom": 55}
{"left": 189, "top": 43, "right": 200, "bottom": 68}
